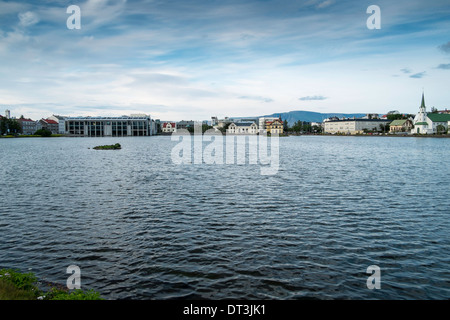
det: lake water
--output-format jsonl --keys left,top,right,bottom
{"left": 0, "top": 135, "right": 449, "bottom": 299}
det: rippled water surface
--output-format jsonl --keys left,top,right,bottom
{"left": 1, "top": 135, "right": 449, "bottom": 299}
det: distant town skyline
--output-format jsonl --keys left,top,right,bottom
{"left": 1, "top": 0, "right": 449, "bottom": 121}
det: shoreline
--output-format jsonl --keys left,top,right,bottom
{"left": 0, "top": 268, "right": 103, "bottom": 300}
{"left": 287, "top": 133, "right": 450, "bottom": 138}
{"left": 0, "top": 134, "right": 64, "bottom": 138}
{"left": 2, "top": 133, "right": 450, "bottom": 139}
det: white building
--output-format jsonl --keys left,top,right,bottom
{"left": 411, "top": 93, "right": 450, "bottom": 134}
{"left": 162, "top": 122, "right": 177, "bottom": 133}
{"left": 324, "top": 118, "right": 391, "bottom": 134}
{"left": 227, "top": 122, "right": 258, "bottom": 134}
{"left": 65, "top": 115, "right": 154, "bottom": 137}
{"left": 48, "top": 115, "right": 67, "bottom": 134}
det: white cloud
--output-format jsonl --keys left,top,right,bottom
{"left": 1, "top": 0, "right": 450, "bottom": 121}
{"left": 299, "top": 95, "right": 328, "bottom": 101}
{"left": 81, "top": 0, "right": 128, "bottom": 29}
{"left": 18, "top": 11, "right": 39, "bottom": 27}
{"left": 316, "top": 0, "right": 335, "bottom": 9}
{"left": 400, "top": 68, "right": 411, "bottom": 74}
{"left": 409, "top": 71, "right": 426, "bottom": 79}
{"left": 239, "top": 95, "right": 273, "bottom": 103}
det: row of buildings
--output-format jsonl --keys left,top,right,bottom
{"left": 0, "top": 113, "right": 60, "bottom": 135}
{"left": 322, "top": 93, "right": 450, "bottom": 135}
{"left": 3, "top": 93, "right": 448, "bottom": 137}
{"left": 222, "top": 117, "right": 284, "bottom": 135}
{"left": 161, "top": 117, "right": 284, "bottom": 135}
{"left": 1, "top": 112, "right": 159, "bottom": 137}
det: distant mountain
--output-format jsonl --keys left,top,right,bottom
{"left": 262, "top": 110, "right": 368, "bottom": 124}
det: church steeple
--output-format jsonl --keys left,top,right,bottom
{"left": 421, "top": 91, "right": 426, "bottom": 109}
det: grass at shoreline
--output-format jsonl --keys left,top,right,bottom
{"left": 0, "top": 279, "right": 37, "bottom": 300}
{"left": 0, "top": 134, "right": 64, "bottom": 138}
{"left": 0, "top": 268, "right": 103, "bottom": 300}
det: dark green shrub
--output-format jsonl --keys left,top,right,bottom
{"left": 34, "top": 129, "right": 52, "bottom": 137}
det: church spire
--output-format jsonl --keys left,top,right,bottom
{"left": 421, "top": 91, "right": 425, "bottom": 108}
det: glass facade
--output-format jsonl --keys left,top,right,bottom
{"left": 65, "top": 117, "right": 152, "bottom": 137}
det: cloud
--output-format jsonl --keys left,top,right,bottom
{"left": 18, "top": 11, "right": 39, "bottom": 27}
{"left": 400, "top": 68, "right": 411, "bottom": 74}
{"left": 239, "top": 95, "right": 273, "bottom": 103}
{"left": 81, "top": 0, "right": 128, "bottom": 29}
{"left": 436, "top": 63, "right": 450, "bottom": 69}
{"left": 409, "top": 71, "right": 426, "bottom": 78}
{"left": 1, "top": 0, "right": 450, "bottom": 120}
{"left": 438, "top": 41, "right": 450, "bottom": 54}
{"left": 316, "top": 0, "right": 335, "bottom": 9}
{"left": 299, "top": 95, "right": 328, "bottom": 101}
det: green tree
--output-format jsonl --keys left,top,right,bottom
{"left": 0, "top": 118, "right": 6, "bottom": 135}
{"left": 35, "top": 128, "right": 52, "bottom": 137}
{"left": 187, "top": 124, "right": 213, "bottom": 134}
{"left": 283, "top": 119, "right": 289, "bottom": 132}
{"left": 218, "top": 122, "right": 231, "bottom": 134}
{"left": 379, "top": 124, "right": 389, "bottom": 133}
{"left": 436, "top": 124, "right": 446, "bottom": 135}
{"left": 303, "top": 123, "right": 312, "bottom": 133}
{"left": 8, "top": 119, "right": 21, "bottom": 134}
{"left": 291, "top": 120, "right": 302, "bottom": 133}
{"left": 202, "top": 124, "right": 213, "bottom": 133}
{"left": 387, "top": 114, "right": 403, "bottom": 121}
{"left": 312, "top": 125, "right": 322, "bottom": 133}
{"left": 0, "top": 118, "right": 21, "bottom": 135}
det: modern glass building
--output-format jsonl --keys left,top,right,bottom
{"left": 65, "top": 115, "right": 154, "bottom": 137}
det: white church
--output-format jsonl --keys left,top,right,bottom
{"left": 411, "top": 93, "right": 450, "bottom": 134}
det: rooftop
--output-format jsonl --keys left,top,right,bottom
{"left": 233, "top": 122, "right": 257, "bottom": 126}
{"left": 43, "top": 119, "right": 58, "bottom": 124}
{"left": 389, "top": 119, "right": 408, "bottom": 126}
{"left": 265, "top": 119, "right": 283, "bottom": 124}
{"left": 427, "top": 113, "right": 450, "bottom": 122}
{"left": 326, "top": 118, "right": 391, "bottom": 123}
{"left": 67, "top": 116, "right": 150, "bottom": 120}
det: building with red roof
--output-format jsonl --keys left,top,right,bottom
{"left": 162, "top": 122, "right": 177, "bottom": 133}
{"left": 18, "top": 118, "right": 37, "bottom": 135}
{"left": 265, "top": 119, "right": 284, "bottom": 135}
{"left": 38, "top": 118, "right": 59, "bottom": 134}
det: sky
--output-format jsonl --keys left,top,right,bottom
{"left": 0, "top": 0, "right": 449, "bottom": 121}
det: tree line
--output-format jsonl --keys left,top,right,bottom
{"left": 0, "top": 117, "right": 53, "bottom": 136}
{"left": 283, "top": 120, "right": 322, "bottom": 134}
{"left": 0, "top": 117, "right": 21, "bottom": 135}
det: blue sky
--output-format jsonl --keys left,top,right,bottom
{"left": 1, "top": 0, "right": 449, "bottom": 121}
